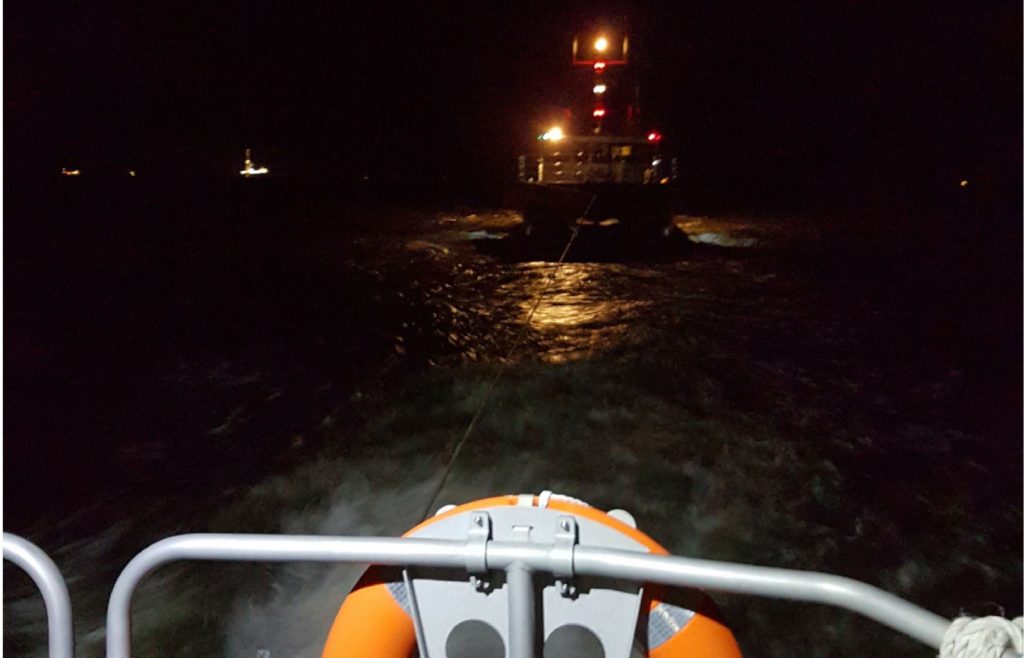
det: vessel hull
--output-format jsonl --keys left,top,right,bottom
{"left": 517, "top": 182, "right": 674, "bottom": 236}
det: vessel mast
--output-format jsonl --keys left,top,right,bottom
{"left": 573, "top": 33, "right": 628, "bottom": 135}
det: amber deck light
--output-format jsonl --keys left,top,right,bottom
{"left": 541, "top": 126, "right": 565, "bottom": 142}
{"left": 572, "top": 34, "right": 628, "bottom": 66}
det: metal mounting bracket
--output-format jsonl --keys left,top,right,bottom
{"left": 466, "top": 512, "right": 492, "bottom": 591}
{"left": 551, "top": 515, "right": 578, "bottom": 596}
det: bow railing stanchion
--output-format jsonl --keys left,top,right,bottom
{"left": 106, "top": 533, "right": 953, "bottom": 658}
{"left": 3, "top": 532, "right": 75, "bottom": 658}
{"left": 506, "top": 561, "right": 536, "bottom": 658}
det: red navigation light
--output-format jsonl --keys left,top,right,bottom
{"left": 593, "top": 107, "right": 606, "bottom": 118}
{"left": 593, "top": 61, "right": 606, "bottom": 72}
{"left": 647, "top": 131, "right": 663, "bottom": 142}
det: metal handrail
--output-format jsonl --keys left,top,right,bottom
{"left": 106, "top": 533, "right": 951, "bottom": 658}
{"left": 3, "top": 533, "right": 75, "bottom": 658}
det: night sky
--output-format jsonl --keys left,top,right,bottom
{"left": 6, "top": 1, "right": 1021, "bottom": 207}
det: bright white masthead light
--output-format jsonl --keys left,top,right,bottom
{"left": 595, "top": 36, "right": 608, "bottom": 52}
{"left": 542, "top": 126, "right": 565, "bottom": 142}
{"left": 593, "top": 83, "right": 607, "bottom": 94}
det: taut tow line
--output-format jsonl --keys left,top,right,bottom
{"left": 419, "top": 196, "right": 597, "bottom": 521}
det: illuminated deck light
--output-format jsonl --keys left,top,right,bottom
{"left": 593, "top": 83, "right": 607, "bottom": 94}
{"left": 541, "top": 126, "right": 565, "bottom": 142}
{"left": 594, "top": 37, "right": 608, "bottom": 52}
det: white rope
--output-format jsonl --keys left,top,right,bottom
{"left": 940, "top": 616, "right": 1024, "bottom": 658}
{"left": 418, "top": 198, "right": 596, "bottom": 521}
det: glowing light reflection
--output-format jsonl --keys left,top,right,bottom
{"left": 510, "top": 263, "right": 641, "bottom": 363}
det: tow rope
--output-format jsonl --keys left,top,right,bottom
{"left": 419, "top": 197, "right": 596, "bottom": 521}
{"left": 940, "top": 616, "right": 1024, "bottom": 658}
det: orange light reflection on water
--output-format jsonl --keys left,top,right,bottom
{"left": 512, "top": 263, "right": 641, "bottom": 363}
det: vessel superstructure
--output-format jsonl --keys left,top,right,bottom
{"left": 517, "top": 31, "right": 676, "bottom": 237}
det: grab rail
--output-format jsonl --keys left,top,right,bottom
{"left": 106, "top": 533, "right": 951, "bottom": 658}
{"left": 3, "top": 533, "right": 75, "bottom": 658}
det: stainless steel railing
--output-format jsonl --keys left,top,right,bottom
{"left": 3, "top": 533, "right": 75, "bottom": 658}
{"left": 4, "top": 529, "right": 959, "bottom": 658}
{"left": 104, "top": 533, "right": 951, "bottom": 658}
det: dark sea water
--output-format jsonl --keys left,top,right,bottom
{"left": 4, "top": 178, "right": 1021, "bottom": 657}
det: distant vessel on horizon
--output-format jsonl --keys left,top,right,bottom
{"left": 240, "top": 148, "right": 269, "bottom": 177}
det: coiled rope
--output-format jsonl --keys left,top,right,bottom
{"left": 419, "top": 198, "right": 595, "bottom": 521}
{"left": 940, "top": 616, "right": 1024, "bottom": 658}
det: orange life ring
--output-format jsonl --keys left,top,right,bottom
{"left": 322, "top": 495, "right": 742, "bottom": 657}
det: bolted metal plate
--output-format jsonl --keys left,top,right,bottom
{"left": 403, "top": 499, "right": 649, "bottom": 658}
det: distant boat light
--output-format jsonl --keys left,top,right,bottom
{"left": 240, "top": 148, "right": 269, "bottom": 177}
{"left": 959, "top": 179, "right": 969, "bottom": 188}
{"left": 61, "top": 168, "right": 81, "bottom": 176}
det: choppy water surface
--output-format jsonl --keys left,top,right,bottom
{"left": 4, "top": 188, "right": 1021, "bottom": 657}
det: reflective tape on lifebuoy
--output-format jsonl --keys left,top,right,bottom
{"left": 322, "top": 495, "right": 742, "bottom": 657}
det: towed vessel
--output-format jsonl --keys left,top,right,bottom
{"left": 516, "top": 32, "right": 676, "bottom": 239}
